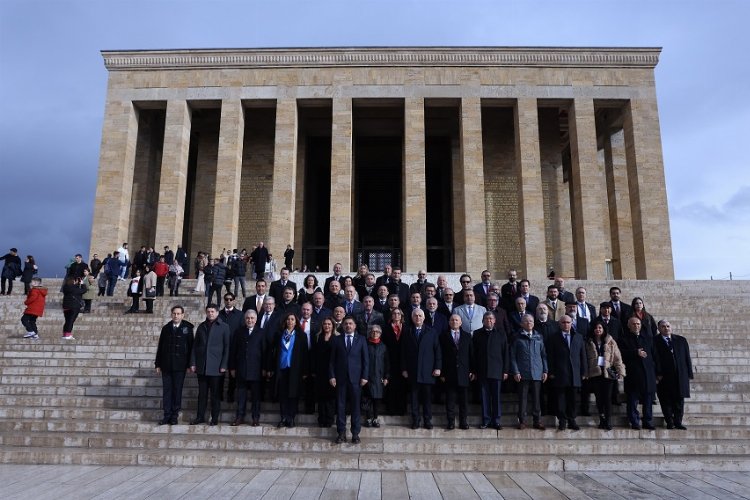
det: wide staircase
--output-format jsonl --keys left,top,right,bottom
{"left": 0, "top": 277, "right": 749, "bottom": 472}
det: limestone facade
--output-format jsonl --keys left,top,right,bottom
{"left": 89, "top": 47, "right": 675, "bottom": 280}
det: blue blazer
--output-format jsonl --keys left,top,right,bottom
{"left": 329, "top": 333, "right": 369, "bottom": 385}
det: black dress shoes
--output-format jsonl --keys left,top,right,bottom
{"left": 479, "top": 423, "right": 489, "bottom": 429}
{"left": 335, "top": 433, "right": 346, "bottom": 444}
{"left": 169, "top": 418, "right": 178, "bottom": 425}
{"left": 411, "top": 421, "right": 420, "bottom": 430}
{"left": 446, "top": 422, "right": 455, "bottom": 430}
{"left": 287, "top": 419, "right": 295, "bottom": 428}
{"left": 642, "top": 423, "right": 655, "bottom": 430}
{"left": 189, "top": 418, "right": 206, "bottom": 425}
{"left": 424, "top": 422, "right": 433, "bottom": 430}
{"left": 209, "top": 420, "right": 218, "bottom": 426}
{"left": 231, "top": 418, "right": 244, "bottom": 426}
{"left": 158, "top": 418, "right": 170, "bottom": 425}
{"left": 568, "top": 421, "right": 580, "bottom": 431}
{"left": 630, "top": 424, "right": 641, "bottom": 430}
{"left": 675, "top": 424, "right": 687, "bottom": 430}
{"left": 251, "top": 418, "right": 260, "bottom": 427}
{"left": 277, "top": 420, "right": 287, "bottom": 428}
{"left": 351, "top": 434, "right": 361, "bottom": 444}
{"left": 459, "top": 422, "right": 470, "bottom": 430}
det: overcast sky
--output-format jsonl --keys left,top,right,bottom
{"left": 1, "top": 0, "right": 747, "bottom": 279}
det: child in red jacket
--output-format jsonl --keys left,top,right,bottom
{"left": 22, "top": 277, "right": 47, "bottom": 340}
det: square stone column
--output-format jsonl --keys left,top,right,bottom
{"left": 210, "top": 100, "right": 245, "bottom": 258}
{"left": 604, "top": 128, "right": 637, "bottom": 279}
{"left": 514, "top": 98, "right": 547, "bottom": 282}
{"left": 154, "top": 100, "right": 192, "bottom": 250}
{"left": 402, "top": 97, "right": 427, "bottom": 272}
{"left": 456, "top": 97, "right": 487, "bottom": 275}
{"left": 89, "top": 99, "right": 138, "bottom": 257}
{"left": 568, "top": 98, "right": 608, "bottom": 279}
{"left": 623, "top": 98, "right": 675, "bottom": 279}
{"left": 268, "top": 99, "right": 299, "bottom": 265}
{"left": 329, "top": 98, "right": 354, "bottom": 272}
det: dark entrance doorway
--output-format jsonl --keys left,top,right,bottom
{"left": 354, "top": 136, "right": 403, "bottom": 270}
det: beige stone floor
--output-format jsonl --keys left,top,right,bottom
{"left": 2, "top": 465, "right": 749, "bottom": 499}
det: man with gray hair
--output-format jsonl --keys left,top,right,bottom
{"left": 230, "top": 310, "right": 264, "bottom": 426}
{"left": 510, "top": 314, "right": 548, "bottom": 430}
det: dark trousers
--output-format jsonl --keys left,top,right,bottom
{"left": 408, "top": 381, "right": 433, "bottom": 424}
{"left": 317, "top": 396, "right": 335, "bottom": 426}
{"left": 626, "top": 390, "right": 654, "bottom": 426}
{"left": 236, "top": 379, "right": 261, "bottom": 420}
{"left": 209, "top": 284, "right": 223, "bottom": 306}
{"left": 98, "top": 286, "right": 105, "bottom": 296}
{"left": 517, "top": 380, "right": 542, "bottom": 424}
{"left": 385, "top": 375, "right": 407, "bottom": 415}
{"left": 23, "top": 282, "right": 31, "bottom": 295}
{"left": 303, "top": 375, "right": 316, "bottom": 413}
{"left": 444, "top": 384, "right": 468, "bottom": 425}
{"left": 83, "top": 299, "right": 92, "bottom": 313}
{"left": 144, "top": 298, "right": 154, "bottom": 313}
{"left": 362, "top": 386, "right": 381, "bottom": 421}
{"left": 196, "top": 374, "right": 222, "bottom": 423}
{"left": 62, "top": 309, "right": 79, "bottom": 334}
{"left": 21, "top": 313, "right": 38, "bottom": 333}
{"left": 592, "top": 376, "right": 614, "bottom": 422}
{"left": 336, "top": 380, "right": 362, "bottom": 435}
{"left": 277, "top": 368, "right": 298, "bottom": 423}
{"left": 580, "top": 378, "right": 592, "bottom": 414}
{"left": 1, "top": 277, "right": 13, "bottom": 294}
{"left": 129, "top": 295, "right": 139, "bottom": 312}
{"left": 556, "top": 386, "right": 578, "bottom": 425}
{"left": 657, "top": 384, "right": 685, "bottom": 426}
{"left": 233, "top": 276, "right": 247, "bottom": 297}
{"left": 161, "top": 370, "right": 186, "bottom": 420}
{"left": 479, "top": 378, "right": 502, "bottom": 425}
{"left": 106, "top": 276, "right": 117, "bottom": 296}
{"left": 156, "top": 276, "right": 166, "bottom": 296}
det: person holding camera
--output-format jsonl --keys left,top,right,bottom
{"left": 585, "top": 318, "right": 626, "bottom": 430}
{"left": 61, "top": 276, "right": 87, "bottom": 340}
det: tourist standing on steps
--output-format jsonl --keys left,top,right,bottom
{"left": 190, "top": 304, "right": 231, "bottom": 426}
{"left": 116, "top": 242, "right": 129, "bottom": 280}
{"left": 61, "top": 276, "right": 86, "bottom": 340}
{"left": 0, "top": 247, "right": 22, "bottom": 295}
{"left": 283, "top": 244, "right": 294, "bottom": 270}
{"left": 142, "top": 265, "right": 157, "bottom": 314}
{"left": 155, "top": 305, "right": 194, "bottom": 425}
{"left": 22, "top": 277, "right": 47, "bottom": 340}
{"left": 250, "top": 242, "right": 269, "bottom": 282}
{"left": 21, "top": 255, "right": 38, "bottom": 295}
{"left": 126, "top": 269, "right": 142, "bottom": 313}
{"left": 81, "top": 268, "right": 97, "bottom": 313}
{"left": 105, "top": 250, "right": 123, "bottom": 296}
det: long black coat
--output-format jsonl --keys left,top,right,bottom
{"left": 229, "top": 325, "right": 266, "bottom": 382}
{"left": 366, "top": 342, "right": 390, "bottom": 398}
{"left": 654, "top": 334, "right": 693, "bottom": 398}
{"left": 546, "top": 329, "right": 587, "bottom": 388}
{"left": 267, "top": 328, "right": 309, "bottom": 399}
{"left": 400, "top": 325, "right": 442, "bottom": 385}
{"left": 190, "top": 319, "right": 231, "bottom": 376}
{"left": 620, "top": 330, "right": 657, "bottom": 394}
{"left": 312, "top": 334, "right": 335, "bottom": 397}
{"left": 472, "top": 328, "right": 510, "bottom": 381}
{"left": 440, "top": 328, "right": 474, "bottom": 388}
{"left": 154, "top": 320, "right": 194, "bottom": 372}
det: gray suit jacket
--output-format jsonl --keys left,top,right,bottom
{"left": 453, "top": 304, "right": 487, "bottom": 335}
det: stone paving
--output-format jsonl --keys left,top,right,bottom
{"left": 3, "top": 465, "right": 750, "bottom": 499}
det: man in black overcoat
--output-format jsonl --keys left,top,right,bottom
{"left": 400, "top": 308, "right": 442, "bottom": 429}
{"left": 440, "top": 314, "right": 474, "bottom": 430}
{"left": 546, "top": 314, "right": 587, "bottom": 431}
{"left": 229, "top": 310, "right": 265, "bottom": 426}
{"left": 654, "top": 320, "right": 694, "bottom": 429}
{"left": 473, "top": 312, "right": 510, "bottom": 430}
{"left": 620, "top": 316, "right": 657, "bottom": 430}
{"left": 154, "top": 305, "right": 194, "bottom": 425}
{"left": 189, "top": 304, "right": 231, "bottom": 425}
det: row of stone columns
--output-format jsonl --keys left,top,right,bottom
{"left": 90, "top": 95, "right": 673, "bottom": 279}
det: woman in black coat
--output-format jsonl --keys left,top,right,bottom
{"left": 297, "top": 274, "right": 322, "bottom": 305}
{"left": 363, "top": 324, "right": 390, "bottom": 427}
{"left": 21, "top": 255, "right": 38, "bottom": 295}
{"left": 267, "top": 312, "right": 309, "bottom": 428}
{"left": 61, "top": 277, "right": 86, "bottom": 340}
{"left": 312, "top": 317, "right": 336, "bottom": 427}
{"left": 382, "top": 308, "right": 407, "bottom": 415}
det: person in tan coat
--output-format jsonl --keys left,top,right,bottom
{"left": 586, "top": 318, "right": 626, "bottom": 430}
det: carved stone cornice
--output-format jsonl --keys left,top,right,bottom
{"left": 102, "top": 47, "right": 660, "bottom": 71}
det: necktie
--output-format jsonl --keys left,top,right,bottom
{"left": 283, "top": 331, "right": 291, "bottom": 343}
{"left": 484, "top": 284, "right": 488, "bottom": 294}
{"left": 453, "top": 331, "right": 459, "bottom": 346}
{"left": 262, "top": 313, "right": 269, "bottom": 328}
{"left": 346, "top": 335, "right": 352, "bottom": 350}
{"left": 579, "top": 303, "right": 585, "bottom": 319}
{"left": 416, "top": 328, "right": 421, "bottom": 339}
{"left": 564, "top": 333, "right": 570, "bottom": 348}
{"left": 512, "top": 284, "right": 516, "bottom": 295}
{"left": 365, "top": 313, "right": 370, "bottom": 323}
{"left": 665, "top": 337, "right": 673, "bottom": 351}
{"left": 301, "top": 318, "right": 307, "bottom": 332}
{"left": 256, "top": 295, "right": 262, "bottom": 311}
{"left": 347, "top": 302, "right": 352, "bottom": 314}
{"left": 468, "top": 306, "right": 474, "bottom": 321}
{"left": 614, "top": 302, "right": 620, "bottom": 315}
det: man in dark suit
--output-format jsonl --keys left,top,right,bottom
{"left": 608, "top": 286, "right": 633, "bottom": 321}
{"left": 343, "top": 285, "right": 364, "bottom": 316}
{"left": 500, "top": 269, "right": 519, "bottom": 313}
{"left": 454, "top": 274, "right": 473, "bottom": 306}
{"left": 250, "top": 241, "right": 269, "bottom": 280}
{"left": 277, "top": 287, "right": 302, "bottom": 317}
{"left": 375, "top": 264, "right": 393, "bottom": 288}
{"left": 257, "top": 297, "right": 282, "bottom": 345}
{"left": 355, "top": 296, "right": 385, "bottom": 337}
{"left": 324, "top": 280, "right": 344, "bottom": 311}
{"left": 401, "top": 308, "right": 442, "bottom": 429}
{"left": 154, "top": 305, "right": 194, "bottom": 425}
{"left": 441, "top": 288, "right": 457, "bottom": 316}
{"left": 546, "top": 315, "right": 587, "bottom": 431}
{"left": 597, "top": 302, "right": 623, "bottom": 343}
{"left": 518, "top": 280, "right": 540, "bottom": 315}
{"left": 509, "top": 297, "right": 529, "bottom": 336}
{"left": 472, "top": 270, "right": 493, "bottom": 307}
{"left": 554, "top": 277, "right": 575, "bottom": 304}
{"left": 373, "top": 285, "right": 390, "bottom": 314}
{"left": 620, "top": 316, "right": 657, "bottom": 430}
{"left": 655, "top": 320, "right": 694, "bottom": 429}
{"left": 574, "top": 287, "right": 596, "bottom": 322}
{"left": 473, "top": 312, "right": 510, "bottom": 430}
{"left": 356, "top": 273, "right": 378, "bottom": 300}
{"left": 311, "top": 292, "right": 332, "bottom": 323}
{"left": 485, "top": 293, "right": 512, "bottom": 340}
{"left": 220, "top": 292, "right": 245, "bottom": 403}
{"left": 409, "top": 269, "right": 429, "bottom": 296}
{"left": 387, "top": 268, "right": 410, "bottom": 305}
{"left": 189, "top": 304, "right": 231, "bottom": 426}
{"left": 440, "top": 314, "right": 474, "bottom": 430}
{"left": 269, "top": 267, "right": 297, "bottom": 303}
{"left": 229, "top": 310, "right": 265, "bottom": 426}
{"left": 564, "top": 302, "right": 592, "bottom": 416}
{"left": 324, "top": 262, "right": 345, "bottom": 292}
{"left": 329, "top": 316, "right": 369, "bottom": 444}
{"left": 241, "top": 278, "right": 269, "bottom": 314}
{"left": 424, "top": 297, "right": 448, "bottom": 334}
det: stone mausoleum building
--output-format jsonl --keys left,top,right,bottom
{"left": 90, "top": 46, "right": 674, "bottom": 281}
